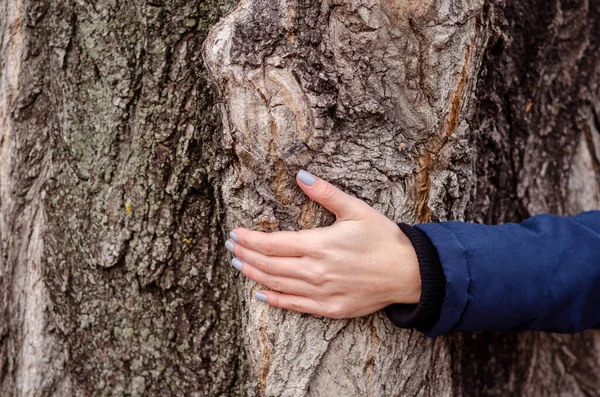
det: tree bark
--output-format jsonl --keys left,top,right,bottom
{"left": 1, "top": 0, "right": 241, "bottom": 395}
{"left": 1, "top": 0, "right": 599, "bottom": 396}
{"left": 204, "top": 0, "right": 489, "bottom": 395}
{"left": 464, "top": 1, "right": 600, "bottom": 395}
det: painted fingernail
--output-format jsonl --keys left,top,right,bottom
{"left": 231, "top": 258, "right": 243, "bottom": 271}
{"left": 255, "top": 292, "right": 268, "bottom": 302}
{"left": 298, "top": 169, "right": 316, "bottom": 186}
{"left": 229, "top": 231, "right": 239, "bottom": 242}
{"left": 225, "top": 240, "right": 235, "bottom": 253}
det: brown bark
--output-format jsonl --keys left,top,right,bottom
{"left": 0, "top": 0, "right": 599, "bottom": 396}
{"left": 203, "top": 0, "right": 490, "bottom": 394}
{"left": 1, "top": 0, "right": 241, "bottom": 395}
{"left": 463, "top": 1, "right": 600, "bottom": 395}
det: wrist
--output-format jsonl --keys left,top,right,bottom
{"left": 384, "top": 223, "right": 446, "bottom": 330}
{"left": 388, "top": 224, "right": 422, "bottom": 305}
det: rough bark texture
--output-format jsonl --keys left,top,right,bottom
{"left": 1, "top": 0, "right": 242, "bottom": 395}
{"left": 1, "top": 0, "right": 599, "bottom": 396}
{"left": 204, "top": 0, "right": 490, "bottom": 395}
{"left": 464, "top": 1, "right": 600, "bottom": 395}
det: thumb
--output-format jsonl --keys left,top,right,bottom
{"left": 296, "top": 169, "right": 366, "bottom": 220}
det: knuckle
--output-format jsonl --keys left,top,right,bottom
{"left": 320, "top": 183, "right": 338, "bottom": 202}
{"left": 262, "top": 238, "right": 276, "bottom": 256}
{"left": 233, "top": 244, "right": 245, "bottom": 259}
{"left": 326, "top": 303, "right": 346, "bottom": 319}
{"left": 243, "top": 266, "right": 256, "bottom": 282}
{"left": 256, "top": 256, "right": 272, "bottom": 275}
{"left": 307, "top": 265, "right": 327, "bottom": 286}
{"left": 289, "top": 299, "right": 305, "bottom": 313}
{"left": 270, "top": 294, "right": 281, "bottom": 308}
{"left": 269, "top": 277, "right": 283, "bottom": 292}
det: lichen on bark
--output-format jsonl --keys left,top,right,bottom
{"left": 2, "top": 0, "right": 243, "bottom": 395}
{"left": 2, "top": 0, "right": 600, "bottom": 395}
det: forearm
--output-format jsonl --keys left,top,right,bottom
{"left": 387, "top": 211, "right": 600, "bottom": 338}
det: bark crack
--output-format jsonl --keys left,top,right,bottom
{"left": 415, "top": 37, "right": 474, "bottom": 222}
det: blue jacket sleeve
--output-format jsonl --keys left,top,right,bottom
{"left": 414, "top": 211, "right": 600, "bottom": 338}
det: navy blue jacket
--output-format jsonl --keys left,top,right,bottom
{"left": 385, "top": 211, "right": 600, "bottom": 338}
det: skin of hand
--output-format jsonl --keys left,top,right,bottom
{"left": 224, "top": 169, "right": 421, "bottom": 319}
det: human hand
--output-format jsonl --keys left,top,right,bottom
{"left": 224, "top": 170, "right": 421, "bottom": 319}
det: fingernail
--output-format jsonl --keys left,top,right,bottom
{"left": 298, "top": 169, "right": 316, "bottom": 186}
{"left": 255, "top": 292, "right": 268, "bottom": 302}
{"left": 225, "top": 240, "right": 235, "bottom": 253}
{"left": 229, "top": 231, "right": 239, "bottom": 242}
{"left": 231, "top": 258, "right": 243, "bottom": 271}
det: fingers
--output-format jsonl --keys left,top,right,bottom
{"left": 229, "top": 241, "right": 310, "bottom": 280}
{"left": 238, "top": 260, "right": 317, "bottom": 297}
{"left": 256, "top": 290, "right": 349, "bottom": 319}
{"left": 230, "top": 228, "right": 308, "bottom": 257}
{"left": 255, "top": 290, "right": 326, "bottom": 317}
{"left": 296, "top": 169, "right": 368, "bottom": 221}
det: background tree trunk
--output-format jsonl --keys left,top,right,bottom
{"left": 464, "top": 1, "right": 600, "bottom": 395}
{"left": 1, "top": 0, "right": 241, "bottom": 395}
{"left": 1, "top": 0, "right": 599, "bottom": 396}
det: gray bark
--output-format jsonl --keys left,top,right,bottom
{"left": 1, "top": 0, "right": 241, "bottom": 395}
{"left": 464, "top": 1, "right": 600, "bottom": 395}
{"left": 204, "top": 0, "right": 489, "bottom": 395}
{"left": 0, "top": 0, "right": 599, "bottom": 396}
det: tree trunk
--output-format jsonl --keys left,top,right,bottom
{"left": 464, "top": 1, "right": 600, "bottom": 395}
{"left": 1, "top": 0, "right": 599, "bottom": 396}
{"left": 1, "top": 0, "right": 241, "bottom": 395}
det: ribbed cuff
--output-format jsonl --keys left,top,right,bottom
{"left": 384, "top": 223, "right": 446, "bottom": 330}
